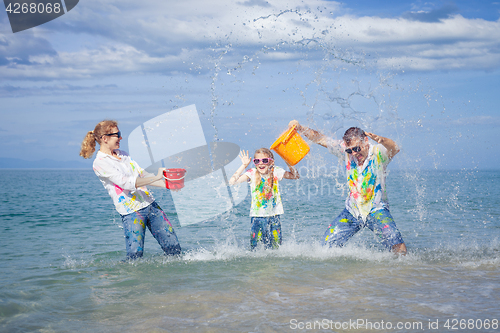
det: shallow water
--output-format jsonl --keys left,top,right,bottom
{"left": 0, "top": 169, "right": 499, "bottom": 332}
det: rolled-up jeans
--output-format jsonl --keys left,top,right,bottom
{"left": 120, "top": 201, "right": 181, "bottom": 259}
{"left": 250, "top": 215, "right": 282, "bottom": 250}
{"left": 322, "top": 208, "right": 404, "bottom": 250}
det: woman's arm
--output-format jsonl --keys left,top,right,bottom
{"left": 136, "top": 167, "right": 166, "bottom": 188}
{"left": 228, "top": 150, "right": 251, "bottom": 185}
{"left": 138, "top": 169, "right": 171, "bottom": 188}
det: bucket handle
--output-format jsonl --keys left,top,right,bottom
{"left": 281, "top": 125, "right": 297, "bottom": 144}
{"left": 165, "top": 175, "right": 186, "bottom": 181}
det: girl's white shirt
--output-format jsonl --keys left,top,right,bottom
{"left": 244, "top": 166, "right": 286, "bottom": 217}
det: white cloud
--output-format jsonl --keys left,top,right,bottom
{"left": 1, "top": 0, "right": 500, "bottom": 80}
{"left": 451, "top": 115, "right": 500, "bottom": 126}
{"left": 0, "top": 42, "right": 211, "bottom": 79}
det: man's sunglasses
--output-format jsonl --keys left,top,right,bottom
{"left": 345, "top": 146, "right": 361, "bottom": 154}
{"left": 103, "top": 131, "right": 121, "bottom": 138}
{"left": 253, "top": 158, "right": 273, "bottom": 165}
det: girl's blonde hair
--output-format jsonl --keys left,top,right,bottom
{"left": 79, "top": 120, "right": 118, "bottom": 159}
{"left": 253, "top": 148, "right": 275, "bottom": 194}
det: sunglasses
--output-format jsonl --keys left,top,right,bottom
{"left": 253, "top": 158, "right": 273, "bottom": 165}
{"left": 345, "top": 146, "right": 361, "bottom": 154}
{"left": 103, "top": 131, "right": 121, "bottom": 138}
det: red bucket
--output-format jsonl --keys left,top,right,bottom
{"left": 163, "top": 168, "right": 186, "bottom": 190}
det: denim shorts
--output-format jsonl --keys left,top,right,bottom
{"left": 321, "top": 208, "right": 404, "bottom": 250}
{"left": 250, "top": 215, "right": 282, "bottom": 250}
{"left": 121, "top": 201, "right": 181, "bottom": 259}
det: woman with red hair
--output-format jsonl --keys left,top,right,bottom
{"left": 80, "top": 120, "right": 181, "bottom": 259}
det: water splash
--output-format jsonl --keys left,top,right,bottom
{"left": 164, "top": 7, "right": 485, "bottom": 259}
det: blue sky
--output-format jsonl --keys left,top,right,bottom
{"left": 0, "top": 0, "right": 499, "bottom": 170}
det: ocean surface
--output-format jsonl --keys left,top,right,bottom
{"left": 0, "top": 168, "right": 499, "bottom": 332}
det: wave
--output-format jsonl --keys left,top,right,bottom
{"left": 60, "top": 236, "right": 499, "bottom": 270}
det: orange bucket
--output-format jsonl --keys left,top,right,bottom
{"left": 163, "top": 169, "right": 186, "bottom": 190}
{"left": 270, "top": 125, "right": 310, "bottom": 166}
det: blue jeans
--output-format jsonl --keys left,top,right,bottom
{"left": 121, "top": 202, "right": 181, "bottom": 259}
{"left": 321, "top": 208, "right": 404, "bottom": 250}
{"left": 250, "top": 215, "right": 282, "bottom": 250}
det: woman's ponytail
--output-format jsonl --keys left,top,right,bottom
{"left": 79, "top": 131, "right": 97, "bottom": 159}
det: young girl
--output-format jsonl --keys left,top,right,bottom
{"left": 80, "top": 120, "right": 182, "bottom": 259}
{"left": 229, "top": 148, "right": 299, "bottom": 249}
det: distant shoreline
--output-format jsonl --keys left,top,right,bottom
{"left": 0, "top": 157, "right": 91, "bottom": 169}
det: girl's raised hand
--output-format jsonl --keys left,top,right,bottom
{"left": 239, "top": 150, "right": 251, "bottom": 167}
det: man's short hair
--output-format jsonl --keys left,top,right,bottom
{"left": 343, "top": 127, "right": 366, "bottom": 145}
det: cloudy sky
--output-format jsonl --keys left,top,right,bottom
{"left": 1, "top": 0, "right": 499, "bottom": 170}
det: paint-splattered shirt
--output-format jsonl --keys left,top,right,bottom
{"left": 326, "top": 139, "right": 392, "bottom": 220}
{"left": 93, "top": 150, "right": 155, "bottom": 216}
{"left": 244, "top": 166, "right": 286, "bottom": 217}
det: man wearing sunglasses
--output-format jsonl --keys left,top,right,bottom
{"left": 288, "top": 120, "right": 407, "bottom": 255}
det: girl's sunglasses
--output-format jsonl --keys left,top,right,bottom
{"left": 345, "top": 146, "right": 361, "bottom": 154}
{"left": 253, "top": 158, "right": 273, "bottom": 165}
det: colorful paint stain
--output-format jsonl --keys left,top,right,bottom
{"left": 272, "top": 229, "right": 280, "bottom": 249}
{"left": 345, "top": 145, "right": 390, "bottom": 218}
{"left": 133, "top": 218, "right": 145, "bottom": 229}
{"left": 246, "top": 167, "right": 286, "bottom": 217}
{"left": 253, "top": 175, "right": 277, "bottom": 210}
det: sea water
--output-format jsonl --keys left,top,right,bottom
{"left": 0, "top": 169, "right": 499, "bottom": 332}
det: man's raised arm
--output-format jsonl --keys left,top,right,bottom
{"left": 365, "top": 132, "right": 400, "bottom": 159}
{"left": 288, "top": 120, "right": 331, "bottom": 148}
